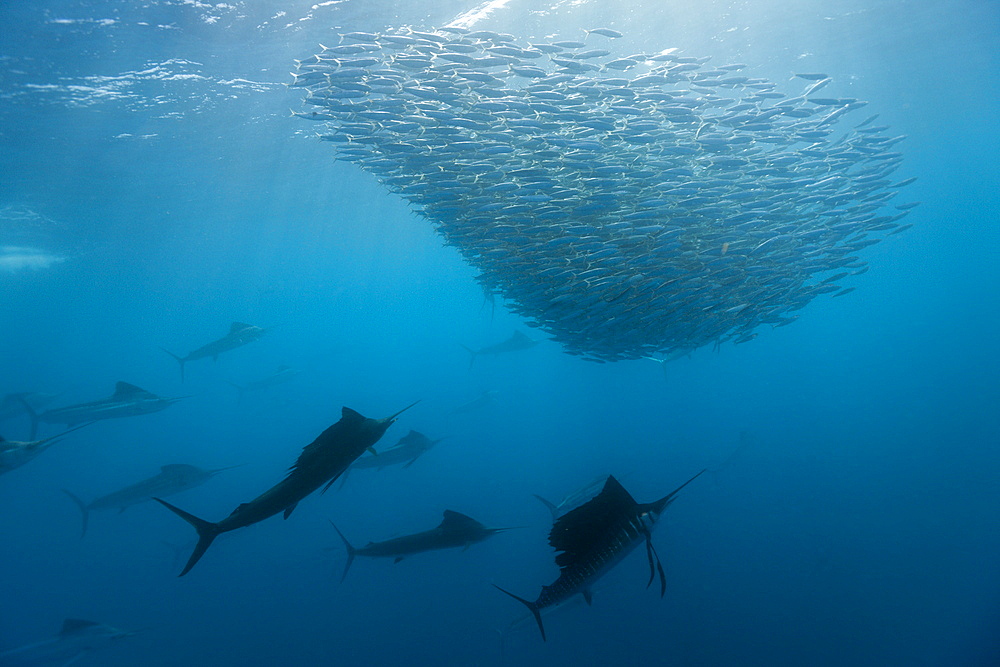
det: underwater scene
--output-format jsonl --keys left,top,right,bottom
{"left": 1, "top": 0, "right": 998, "bottom": 665}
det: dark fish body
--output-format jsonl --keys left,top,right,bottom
{"left": 497, "top": 470, "right": 705, "bottom": 640}
{"left": 63, "top": 464, "right": 231, "bottom": 537}
{"left": 331, "top": 510, "right": 511, "bottom": 580}
{"left": 0, "top": 618, "right": 133, "bottom": 666}
{"left": 21, "top": 382, "right": 182, "bottom": 438}
{"left": 228, "top": 365, "right": 298, "bottom": 399}
{"left": 162, "top": 321, "right": 267, "bottom": 381}
{"left": 350, "top": 430, "right": 442, "bottom": 470}
{"left": 461, "top": 331, "right": 540, "bottom": 367}
{"left": 156, "top": 402, "right": 416, "bottom": 576}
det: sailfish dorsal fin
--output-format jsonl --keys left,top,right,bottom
{"left": 113, "top": 382, "right": 148, "bottom": 397}
{"left": 439, "top": 510, "right": 483, "bottom": 530}
{"left": 549, "top": 475, "right": 639, "bottom": 568}
{"left": 340, "top": 407, "right": 365, "bottom": 422}
{"left": 60, "top": 619, "right": 99, "bottom": 636}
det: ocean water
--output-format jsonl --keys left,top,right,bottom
{"left": 1, "top": 0, "right": 998, "bottom": 665}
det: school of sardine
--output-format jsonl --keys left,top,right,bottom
{"left": 292, "top": 26, "right": 917, "bottom": 362}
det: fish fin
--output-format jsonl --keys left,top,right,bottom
{"left": 283, "top": 502, "right": 298, "bottom": 519}
{"left": 230, "top": 322, "right": 252, "bottom": 332}
{"left": 645, "top": 535, "right": 657, "bottom": 589}
{"left": 113, "top": 381, "right": 148, "bottom": 396}
{"left": 402, "top": 456, "right": 420, "bottom": 468}
{"left": 337, "top": 467, "right": 351, "bottom": 490}
{"left": 153, "top": 498, "right": 220, "bottom": 576}
{"left": 650, "top": 538, "right": 667, "bottom": 597}
{"left": 367, "top": 446, "right": 378, "bottom": 456}
{"left": 160, "top": 348, "right": 186, "bottom": 382}
{"left": 328, "top": 521, "right": 356, "bottom": 582}
{"left": 15, "top": 394, "right": 40, "bottom": 440}
{"left": 459, "top": 343, "right": 477, "bottom": 369}
{"left": 340, "top": 406, "right": 365, "bottom": 422}
{"left": 322, "top": 472, "right": 345, "bottom": 494}
{"left": 493, "top": 585, "right": 545, "bottom": 642}
{"left": 583, "top": 589, "right": 593, "bottom": 606}
{"left": 394, "top": 556, "right": 405, "bottom": 563}
{"left": 62, "top": 490, "right": 90, "bottom": 539}
{"left": 531, "top": 494, "right": 559, "bottom": 520}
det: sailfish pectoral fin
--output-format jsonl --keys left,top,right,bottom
{"left": 645, "top": 537, "right": 657, "bottom": 589}
{"left": 648, "top": 537, "right": 667, "bottom": 597}
{"left": 322, "top": 472, "right": 346, "bottom": 494}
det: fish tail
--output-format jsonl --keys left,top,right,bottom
{"left": 531, "top": 494, "right": 559, "bottom": 521}
{"left": 62, "top": 489, "right": 90, "bottom": 538}
{"left": 459, "top": 344, "right": 477, "bottom": 369}
{"left": 493, "top": 585, "right": 546, "bottom": 641}
{"left": 160, "top": 348, "right": 186, "bottom": 382}
{"left": 154, "top": 498, "right": 220, "bottom": 576}
{"left": 328, "top": 521, "right": 356, "bottom": 583}
{"left": 15, "top": 394, "right": 39, "bottom": 439}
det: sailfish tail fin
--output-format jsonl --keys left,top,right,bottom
{"left": 160, "top": 348, "right": 186, "bottom": 382}
{"left": 154, "top": 498, "right": 220, "bottom": 576}
{"left": 459, "top": 344, "right": 477, "bottom": 370}
{"left": 328, "top": 521, "right": 357, "bottom": 582}
{"left": 493, "top": 584, "right": 546, "bottom": 641}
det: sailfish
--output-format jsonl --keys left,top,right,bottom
{"left": 161, "top": 322, "right": 268, "bottom": 382}
{"left": 494, "top": 469, "right": 705, "bottom": 641}
{"left": 155, "top": 401, "right": 417, "bottom": 576}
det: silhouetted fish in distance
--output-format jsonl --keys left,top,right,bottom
{"left": 161, "top": 321, "right": 268, "bottom": 382}
{"left": 460, "top": 331, "right": 540, "bottom": 368}
{"left": 227, "top": 365, "right": 299, "bottom": 403}
{"left": 0, "top": 618, "right": 136, "bottom": 666}
{"left": 338, "top": 429, "right": 444, "bottom": 488}
{"left": 63, "top": 463, "right": 237, "bottom": 537}
{"left": 18, "top": 382, "right": 184, "bottom": 439}
{"left": 330, "top": 510, "right": 515, "bottom": 581}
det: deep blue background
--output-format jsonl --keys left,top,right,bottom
{"left": 1, "top": 1, "right": 997, "bottom": 665}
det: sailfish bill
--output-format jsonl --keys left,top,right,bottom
{"left": 495, "top": 469, "right": 705, "bottom": 641}
{"left": 156, "top": 401, "right": 416, "bottom": 576}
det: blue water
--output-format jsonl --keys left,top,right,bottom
{"left": 2, "top": 0, "right": 998, "bottom": 665}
